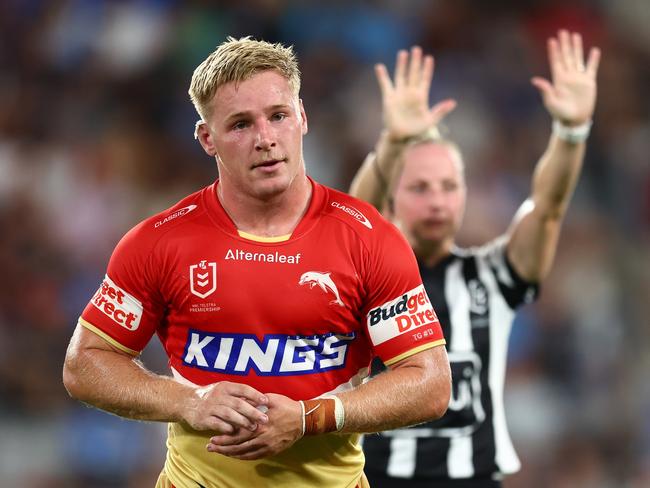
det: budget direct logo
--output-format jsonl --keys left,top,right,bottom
{"left": 331, "top": 202, "right": 372, "bottom": 229}
{"left": 91, "top": 275, "right": 143, "bottom": 331}
{"left": 367, "top": 285, "right": 438, "bottom": 345}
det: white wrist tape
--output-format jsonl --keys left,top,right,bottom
{"left": 299, "top": 400, "right": 306, "bottom": 437}
{"left": 552, "top": 119, "right": 592, "bottom": 144}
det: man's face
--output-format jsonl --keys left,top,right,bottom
{"left": 200, "top": 70, "right": 308, "bottom": 199}
{"left": 392, "top": 143, "right": 466, "bottom": 247}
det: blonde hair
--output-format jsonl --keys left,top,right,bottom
{"left": 189, "top": 36, "right": 301, "bottom": 121}
{"left": 386, "top": 129, "right": 465, "bottom": 210}
{"left": 405, "top": 132, "right": 465, "bottom": 179}
{"left": 392, "top": 129, "right": 464, "bottom": 182}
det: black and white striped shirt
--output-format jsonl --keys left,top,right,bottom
{"left": 363, "top": 238, "right": 538, "bottom": 481}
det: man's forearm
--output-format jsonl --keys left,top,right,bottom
{"left": 349, "top": 131, "right": 406, "bottom": 210}
{"left": 336, "top": 346, "right": 450, "bottom": 433}
{"left": 63, "top": 341, "right": 193, "bottom": 423}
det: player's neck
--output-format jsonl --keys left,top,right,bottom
{"left": 217, "top": 176, "right": 312, "bottom": 237}
{"left": 414, "top": 238, "right": 453, "bottom": 267}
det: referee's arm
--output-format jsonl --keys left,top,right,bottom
{"left": 507, "top": 31, "right": 600, "bottom": 283}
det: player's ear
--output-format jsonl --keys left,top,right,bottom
{"left": 195, "top": 120, "right": 218, "bottom": 157}
{"left": 299, "top": 99, "right": 308, "bottom": 135}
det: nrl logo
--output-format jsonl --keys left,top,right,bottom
{"left": 299, "top": 271, "right": 344, "bottom": 307}
{"left": 190, "top": 260, "right": 217, "bottom": 299}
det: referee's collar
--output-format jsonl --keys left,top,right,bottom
{"left": 418, "top": 250, "right": 456, "bottom": 271}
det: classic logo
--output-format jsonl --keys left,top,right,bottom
{"left": 154, "top": 204, "right": 197, "bottom": 228}
{"left": 331, "top": 202, "right": 372, "bottom": 229}
{"left": 299, "top": 271, "right": 344, "bottom": 307}
{"left": 183, "top": 330, "right": 355, "bottom": 375}
{"left": 367, "top": 285, "right": 438, "bottom": 345}
{"left": 190, "top": 260, "right": 217, "bottom": 299}
{"left": 90, "top": 275, "right": 142, "bottom": 330}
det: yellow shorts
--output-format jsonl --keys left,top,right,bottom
{"left": 156, "top": 469, "right": 370, "bottom": 488}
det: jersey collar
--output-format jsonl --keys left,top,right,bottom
{"left": 202, "top": 176, "right": 327, "bottom": 244}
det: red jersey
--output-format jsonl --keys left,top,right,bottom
{"left": 80, "top": 178, "right": 445, "bottom": 488}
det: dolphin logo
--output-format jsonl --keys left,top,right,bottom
{"left": 299, "top": 271, "right": 344, "bottom": 307}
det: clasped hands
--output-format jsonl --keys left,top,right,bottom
{"left": 184, "top": 381, "right": 304, "bottom": 461}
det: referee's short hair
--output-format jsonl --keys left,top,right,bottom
{"left": 386, "top": 129, "right": 466, "bottom": 212}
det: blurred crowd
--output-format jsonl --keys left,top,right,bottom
{"left": 0, "top": 1, "right": 648, "bottom": 487}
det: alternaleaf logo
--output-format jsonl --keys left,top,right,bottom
{"left": 299, "top": 271, "right": 344, "bottom": 307}
{"left": 190, "top": 260, "right": 217, "bottom": 299}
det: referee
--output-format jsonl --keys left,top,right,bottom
{"left": 350, "top": 30, "right": 600, "bottom": 487}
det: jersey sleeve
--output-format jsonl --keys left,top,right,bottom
{"left": 79, "top": 222, "right": 165, "bottom": 355}
{"left": 361, "top": 220, "right": 445, "bottom": 366}
{"left": 480, "top": 236, "right": 539, "bottom": 310}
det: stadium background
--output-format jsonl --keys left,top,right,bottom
{"left": 0, "top": 1, "right": 648, "bottom": 486}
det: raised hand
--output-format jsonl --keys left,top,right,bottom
{"left": 207, "top": 392, "right": 303, "bottom": 460}
{"left": 182, "top": 381, "right": 269, "bottom": 434}
{"left": 531, "top": 30, "right": 600, "bottom": 126}
{"left": 375, "top": 46, "right": 456, "bottom": 141}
